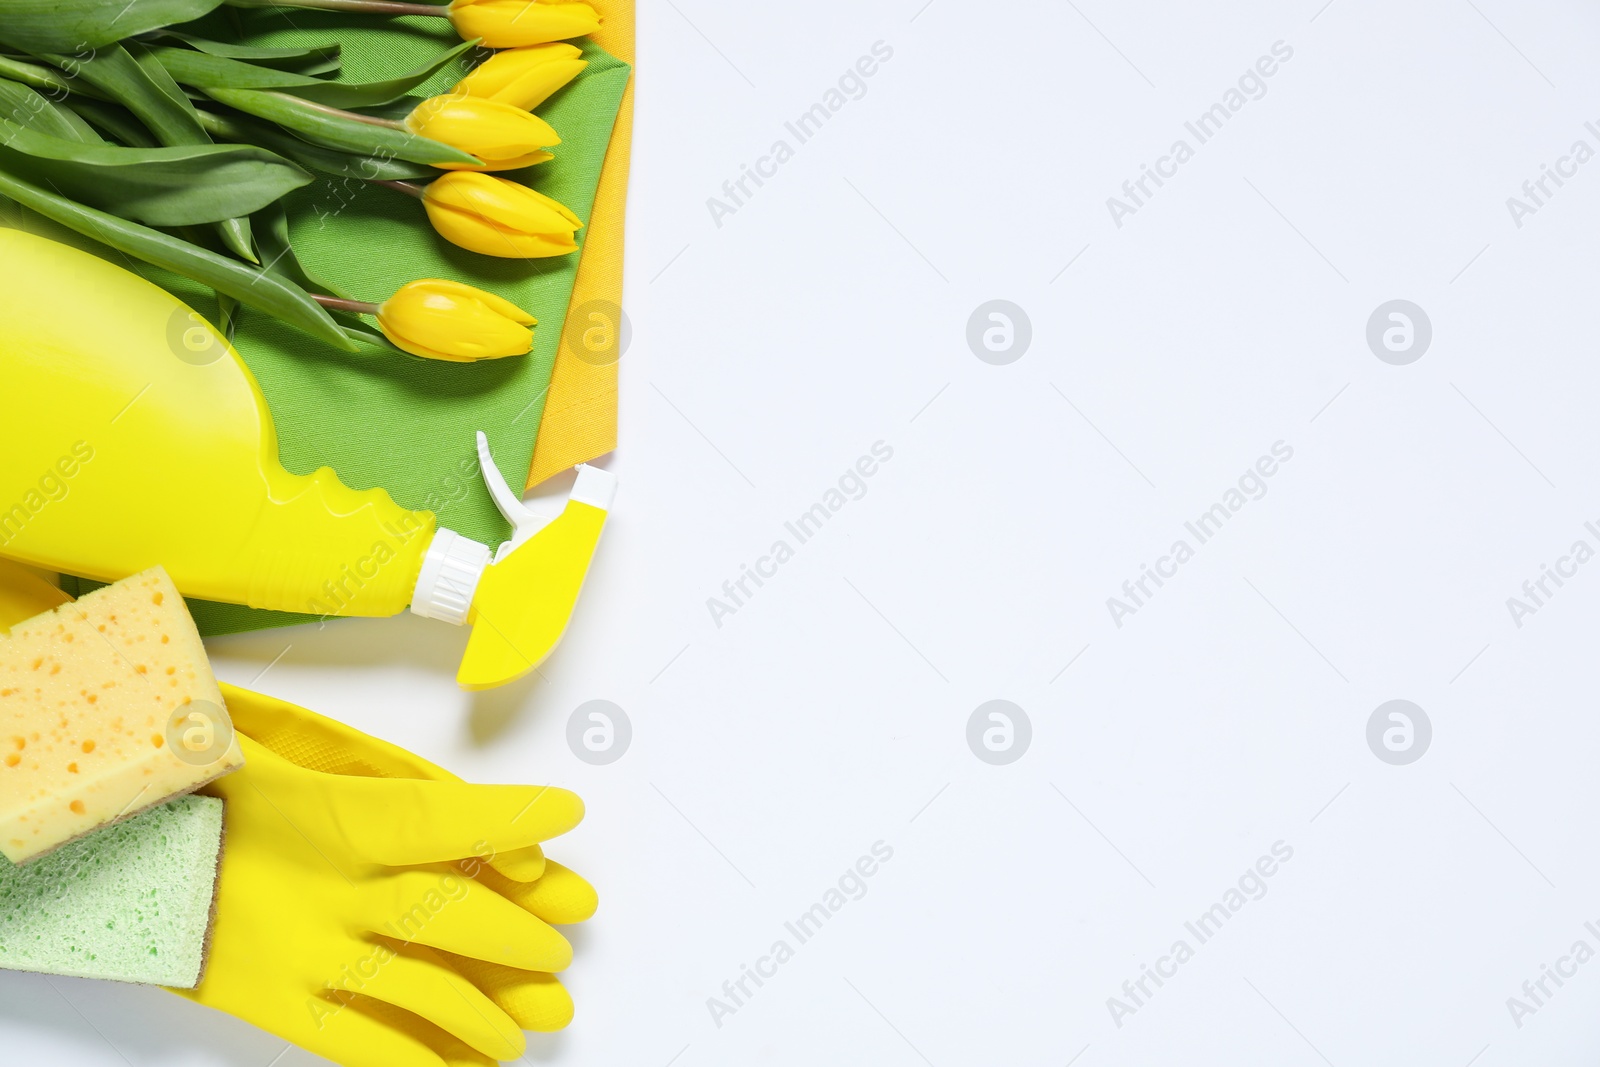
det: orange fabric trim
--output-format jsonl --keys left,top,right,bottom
{"left": 526, "top": 0, "right": 633, "bottom": 489}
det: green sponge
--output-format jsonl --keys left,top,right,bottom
{"left": 0, "top": 794, "right": 224, "bottom": 988}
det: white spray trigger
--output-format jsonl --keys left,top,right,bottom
{"left": 476, "top": 431, "right": 555, "bottom": 563}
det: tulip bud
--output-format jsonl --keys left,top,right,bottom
{"left": 422, "top": 172, "right": 582, "bottom": 258}
{"left": 455, "top": 43, "right": 588, "bottom": 110}
{"left": 377, "top": 279, "right": 536, "bottom": 361}
{"left": 448, "top": 0, "right": 601, "bottom": 48}
{"left": 405, "top": 94, "right": 560, "bottom": 171}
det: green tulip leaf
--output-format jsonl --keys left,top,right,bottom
{"left": 144, "top": 31, "right": 342, "bottom": 75}
{"left": 216, "top": 291, "right": 240, "bottom": 342}
{"left": 216, "top": 216, "right": 256, "bottom": 261}
{"left": 39, "top": 43, "right": 207, "bottom": 144}
{"left": 0, "top": 56, "right": 99, "bottom": 101}
{"left": 254, "top": 200, "right": 341, "bottom": 296}
{"left": 0, "top": 0, "right": 225, "bottom": 52}
{"left": 146, "top": 39, "right": 474, "bottom": 108}
{"left": 63, "top": 99, "right": 161, "bottom": 147}
{"left": 38, "top": 45, "right": 261, "bottom": 260}
{"left": 0, "top": 166, "right": 354, "bottom": 350}
{"left": 0, "top": 119, "right": 313, "bottom": 225}
{"left": 194, "top": 109, "right": 438, "bottom": 180}
{"left": 0, "top": 78, "right": 103, "bottom": 143}
{"left": 145, "top": 47, "right": 343, "bottom": 92}
{"left": 201, "top": 86, "right": 480, "bottom": 166}
{"left": 133, "top": 44, "right": 199, "bottom": 115}
{"left": 281, "top": 38, "right": 474, "bottom": 107}
{"left": 254, "top": 202, "right": 398, "bottom": 351}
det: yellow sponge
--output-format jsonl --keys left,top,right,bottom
{"left": 0, "top": 567, "right": 242, "bottom": 863}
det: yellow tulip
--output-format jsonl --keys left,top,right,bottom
{"left": 406, "top": 94, "right": 560, "bottom": 171}
{"left": 422, "top": 172, "right": 582, "bottom": 258}
{"left": 455, "top": 43, "right": 588, "bottom": 110}
{"left": 377, "top": 279, "right": 536, "bottom": 362}
{"left": 448, "top": 0, "right": 601, "bottom": 48}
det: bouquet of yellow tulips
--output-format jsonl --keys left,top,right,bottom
{"left": 0, "top": 0, "right": 601, "bottom": 361}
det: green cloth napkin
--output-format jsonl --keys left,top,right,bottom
{"left": 53, "top": 14, "right": 630, "bottom": 635}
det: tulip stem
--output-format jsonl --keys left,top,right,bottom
{"left": 373, "top": 179, "right": 429, "bottom": 198}
{"left": 311, "top": 294, "right": 382, "bottom": 316}
{"left": 244, "top": 0, "right": 449, "bottom": 17}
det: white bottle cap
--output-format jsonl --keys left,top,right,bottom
{"left": 411, "top": 527, "right": 491, "bottom": 626}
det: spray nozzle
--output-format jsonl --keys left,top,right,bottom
{"left": 475, "top": 431, "right": 551, "bottom": 563}
{"left": 411, "top": 432, "right": 616, "bottom": 690}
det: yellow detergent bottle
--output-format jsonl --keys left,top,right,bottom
{"left": 0, "top": 228, "right": 614, "bottom": 690}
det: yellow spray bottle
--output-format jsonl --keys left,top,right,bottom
{"left": 0, "top": 229, "right": 614, "bottom": 690}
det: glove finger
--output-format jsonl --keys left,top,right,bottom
{"left": 487, "top": 842, "right": 546, "bottom": 881}
{"left": 344, "top": 995, "right": 496, "bottom": 1067}
{"left": 444, "top": 954, "right": 576, "bottom": 1032}
{"left": 235, "top": 746, "right": 585, "bottom": 869}
{"left": 435, "top": 1037, "right": 498, "bottom": 1067}
{"left": 356, "top": 780, "right": 584, "bottom": 867}
{"left": 295, "top": 992, "right": 451, "bottom": 1067}
{"left": 374, "top": 870, "right": 574, "bottom": 971}
{"left": 357, "top": 945, "right": 525, "bottom": 1062}
{"left": 477, "top": 859, "right": 598, "bottom": 925}
{"left": 217, "top": 737, "right": 582, "bottom": 870}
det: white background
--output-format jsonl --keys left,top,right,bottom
{"left": 9, "top": 0, "right": 1600, "bottom": 1064}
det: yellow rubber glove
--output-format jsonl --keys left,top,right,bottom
{"left": 204, "top": 684, "right": 601, "bottom": 1053}
{"left": 174, "top": 725, "right": 584, "bottom": 1066}
{"left": 0, "top": 562, "right": 597, "bottom": 1066}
